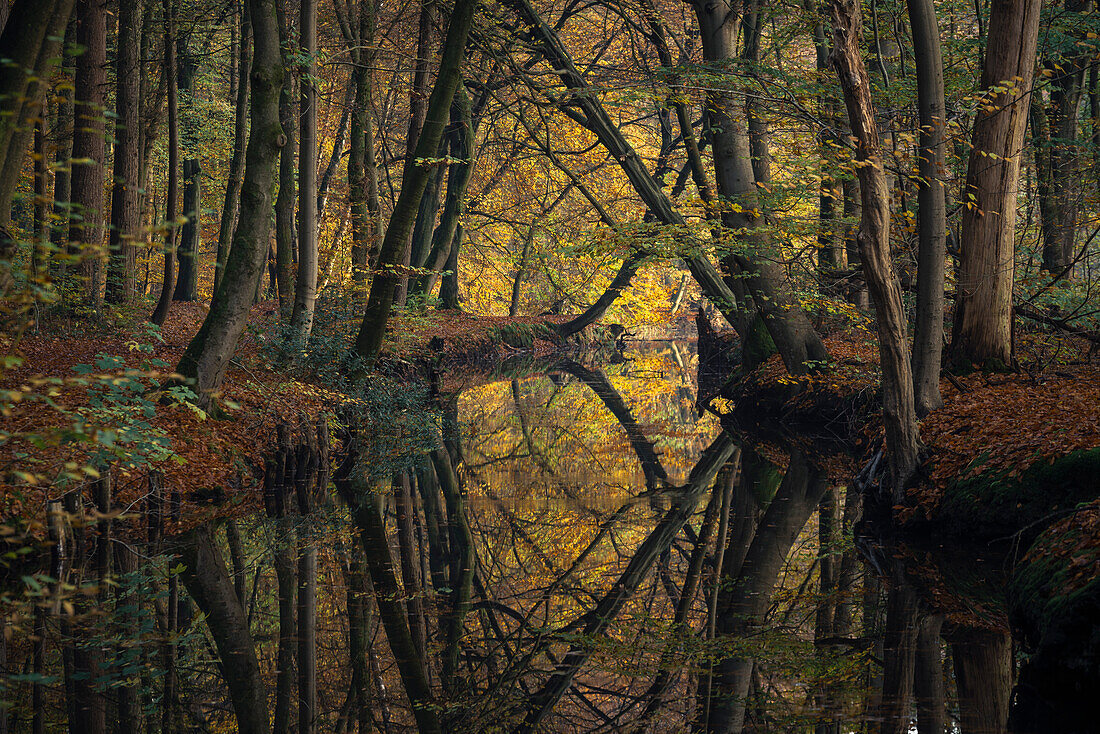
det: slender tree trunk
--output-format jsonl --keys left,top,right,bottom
{"left": 172, "top": 0, "right": 284, "bottom": 405}
{"left": 297, "top": 536, "right": 317, "bottom": 734}
{"left": 829, "top": 0, "right": 921, "bottom": 499}
{"left": 69, "top": 0, "right": 108, "bottom": 305}
{"left": 105, "top": 0, "right": 142, "bottom": 303}
{"left": 346, "top": 0, "right": 382, "bottom": 279}
{"left": 908, "top": 0, "right": 946, "bottom": 415}
{"left": 914, "top": 614, "right": 946, "bottom": 734}
{"left": 394, "top": 0, "right": 436, "bottom": 306}
{"left": 352, "top": 0, "right": 479, "bottom": 365}
{"left": 172, "top": 158, "right": 200, "bottom": 300}
{"left": 215, "top": 0, "right": 251, "bottom": 294}
{"left": 150, "top": 0, "right": 179, "bottom": 327}
{"left": 290, "top": 0, "right": 318, "bottom": 339}
{"left": 274, "top": 2, "right": 297, "bottom": 315}
{"left": 272, "top": 522, "right": 296, "bottom": 734}
{"left": 949, "top": 0, "right": 1041, "bottom": 370}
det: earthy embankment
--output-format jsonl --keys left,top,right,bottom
{"left": 715, "top": 326, "right": 1100, "bottom": 704}
{"left": 0, "top": 304, "right": 600, "bottom": 533}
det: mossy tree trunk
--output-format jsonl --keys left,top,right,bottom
{"left": 352, "top": 0, "right": 479, "bottom": 365}
{"left": 173, "top": 0, "right": 284, "bottom": 405}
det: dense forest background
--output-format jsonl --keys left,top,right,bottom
{"left": 2, "top": 0, "right": 1100, "bottom": 729}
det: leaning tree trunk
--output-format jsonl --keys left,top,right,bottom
{"left": 173, "top": 0, "right": 284, "bottom": 405}
{"left": 214, "top": 0, "right": 251, "bottom": 294}
{"left": 150, "top": 0, "right": 179, "bottom": 327}
{"left": 907, "top": 0, "right": 946, "bottom": 415}
{"left": 829, "top": 0, "right": 921, "bottom": 500}
{"left": 290, "top": 0, "right": 318, "bottom": 340}
{"left": 948, "top": 0, "right": 1041, "bottom": 370}
{"left": 105, "top": 0, "right": 142, "bottom": 304}
{"left": 352, "top": 0, "right": 480, "bottom": 365}
{"left": 69, "top": 0, "right": 108, "bottom": 306}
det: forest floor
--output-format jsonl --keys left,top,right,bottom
{"left": 0, "top": 303, "right": 582, "bottom": 532}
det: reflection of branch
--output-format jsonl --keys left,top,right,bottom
{"left": 554, "top": 359, "right": 670, "bottom": 490}
{"left": 512, "top": 431, "right": 737, "bottom": 733}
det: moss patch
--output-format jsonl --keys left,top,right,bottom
{"left": 934, "top": 448, "right": 1100, "bottom": 539}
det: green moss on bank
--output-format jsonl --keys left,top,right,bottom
{"left": 934, "top": 447, "right": 1100, "bottom": 538}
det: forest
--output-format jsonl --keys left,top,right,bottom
{"left": 1, "top": 0, "right": 1099, "bottom": 729}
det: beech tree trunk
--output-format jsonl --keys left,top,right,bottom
{"left": 346, "top": 0, "right": 382, "bottom": 279}
{"left": 297, "top": 537, "right": 317, "bottom": 734}
{"left": 150, "top": 0, "right": 179, "bottom": 327}
{"left": 352, "top": 0, "right": 479, "bottom": 365}
{"left": 690, "top": 0, "right": 830, "bottom": 373}
{"left": 173, "top": 0, "right": 284, "bottom": 404}
{"left": 949, "top": 0, "right": 1041, "bottom": 370}
{"left": 172, "top": 158, "right": 200, "bottom": 300}
{"left": 950, "top": 627, "right": 1013, "bottom": 734}
{"left": 69, "top": 0, "right": 108, "bottom": 305}
{"left": 829, "top": 0, "right": 921, "bottom": 500}
{"left": 274, "top": 2, "right": 297, "bottom": 316}
{"left": 290, "top": 0, "right": 319, "bottom": 340}
{"left": 105, "top": 0, "right": 142, "bottom": 303}
{"left": 907, "top": 0, "right": 946, "bottom": 415}
{"left": 214, "top": 0, "right": 251, "bottom": 294}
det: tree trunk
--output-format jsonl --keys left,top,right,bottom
{"left": 914, "top": 614, "right": 946, "bottom": 734}
{"left": 172, "top": 0, "right": 284, "bottom": 405}
{"left": 347, "top": 0, "right": 382, "bottom": 279}
{"left": 907, "top": 0, "right": 946, "bottom": 415}
{"left": 172, "top": 158, "right": 200, "bottom": 300}
{"left": 105, "top": 0, "right": 142, "bottom": 303}
{"left": 150, "top": 0, "right": 179, "bottom": 327}
{"left": 352, "top": 0, "right": 479, "bottom": 366}
{"left": 69, "top": 0, "right": 108, "bottom": 305}
{"left": 691, "top": 0, "right": 830, "bottom": 373}
{"left": 829, "top": 0, "right": 921, "bottom": 500}
{"left": 394, "top": 0, "right": 436, "bottom": 306}
{"left": 214, "top": 0, "right": 251, "bottom": 294}
{"left": 949, "top": 0, "right": 1041, "bottom": 370}
{"left": 274, "top": 1, "right": 297, "bottom": 316}
{"left": 290, "top": 0, "right": 318, "bottom": 339}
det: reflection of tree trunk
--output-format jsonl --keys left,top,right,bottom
{"left": 395, "top": 472, "right": 428, "bottom": 667}
{"left": 273, "top": 522, "right": 296, "bottom": 734}
{"left": 345, "top": 552, "right": 374, "bottom": 733}
{"left": 176, "top": 525, "right": 270, "bottom": 734}
{"left": 914, "top": 614, "right": 945, "bottom": 734}
{"left": 516, "top": 433, "right": 737, "bottom": 733}
{"left": 950, "top": 627, "right": 1012, "bottom": 734}
{"left": 556, "top": 360, "right": 670, "bottom": 490}
{"left": 707, "top": 450, "right": 827, "bottom": 734}
{"left": 877, "top": 581, "right": 919, "bottom": 734}
{"left": 430, "top": 448, "right": 475, "bottom": 698}
{"left": 343, "top": 484, "right": 442, "bottom": 734}
{"left": 298, "top": 534, "right": 317, "bottom": 734}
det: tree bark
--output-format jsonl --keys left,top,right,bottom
{"left": 297, "top": 536, "right": 317, "bottom": 734}
{"left": 272, "top": 522, "right": 296, "bottom": 734}
{"left": 949, "top": 0, "right": 1041, "bottom": 370}
{"left": 352, "top": 0, "right": 479, "bottom": 365}
{"left": 290, "top": 0, "right": 318, "bottom": 339}
{"left": 950, "top": 627, "right": 1012, "bottom": 734}
{"left": 829, "top": 0, "right": 921, "bottom": 500}
{"left": 173, "top": 0, "right": 284, "bottom": 405}
{"left": 214, "top": 0, "right": 251, "bottom": 294}
{"left": 274, "top": 2, "right": 297, "bottom": 315}
{"left": 69, "top": 0, "right": 109, "bottom": 305}
{"left": 172, "top": 158, "right": 200, "bottom": 300}
{"left": 150, "top": 0, "right": 179, "bottom": 327}
{"left": 105, "top": 0, "right": 142, "bottom": 303}
{"left": 347, "top": 0, "right": 382, "bottom": 279}
{"left": 907, "top": 0, "right": 946, "bottom": 415}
